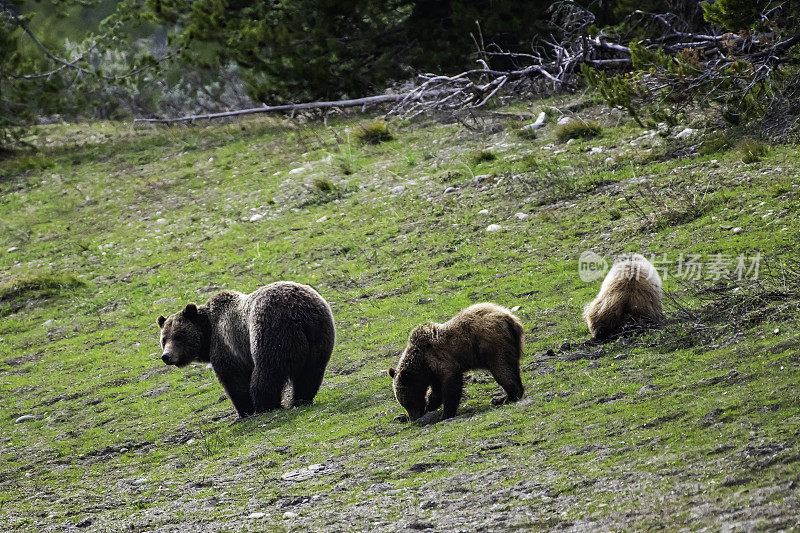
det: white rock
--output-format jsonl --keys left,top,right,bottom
{"left": 15, "top": 415, "right": 37, "bottom": 423}
{"left": 249, "top": 214, "right": 264, "bottom": 222}
{"left": 444, "top": 187, "right": 458, "bottom": 194}
{"left": 523, "top": 111, "right": 547, "bottom": 130}
{"left": 289, "top": 167, "right": 306, "bottom": 174}
{"left": 133, "top": 478, "right": 147, "bottom": 485}
{"left": 676, "top": 128, "right": 698, "bottom": 139}
{"left": 566, "top": 139, "right": 575, "bottom": 145}
{"left": 186, "top": 438, "right": 196, "bottom": 445}
{"left": 557, "top": 116, "right": 572, "bottom": 125}
{"left": 478, "top": 209, "right": 490, "bottom": 215}
{"left": 732, "top": 227, "right": 742, "bottom": 234}
{"left": 486, "top": 224, "right": 502, "bottom": 232}
{"left": 605, "top": 157, "right": 614, "bottom": 164}
{"left": 390, "top": 185, "right": 405, "bottom": 195}
{"left": 7, "top": 246, "right": 18, "bottom": 252}
{"left": 283, "top": 512, "right": 298, "bottom": 519}
{"left": 316, "top": 216, "right": 327, "bottom": 223}
{"left": 514, "top": 213, "right": 529, "bottom": 220}
{"left": 208, "top": 157, "right": 215, "bottom": 162}
{"left": 589, "top": 147, "right": 603, "bottom": 155}
{"left": 774, "top": 328, "right": 780, "bottom": 334}
{"left": 248, "top": 512, "right": 267, "bottom": 519}
{"left": 42, "top": 319, "right": 54, "bottom": 327}
{"left": 511, "top": 305, "right": 521, "bottom": 312}
{"left": 155, "top": 218, "right": 168, "bottom": 225}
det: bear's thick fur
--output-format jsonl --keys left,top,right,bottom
{"left": 583, "top": 253, "right": 664, "bottom": 342}
{"left": 157, "top": 281, "right": 335, "bottom": 418}
{"left": 388, "top": 303, "right": 524, "bottom": 421}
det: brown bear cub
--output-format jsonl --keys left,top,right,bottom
{"left": 157, "top": 281, "right": 335, "bottom": 418}
{"left": 388, "top": 303, "right": 524, "bottom": 421}
{"left": 583, "top": 253, "right": 665, "bottom": 342}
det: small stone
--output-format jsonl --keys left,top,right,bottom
{"left": 205, "top": 363, "right": 213, "bottom": 370}
{"left": 289, "top": 167, "right": 306, "bottom": 174}
{"left": 774, "top": 328, "right": 780, "bottom": 334}
{"left": 15, "top": 415, "right": 37, "bottom": 423}
{"left": 732, "top": 227, "right": 742, "bottom": 234}
{"left": 510, "top": 305, "right": 521, "bottom": 312}
{"left": 390, "top": 185, "right": 405, "bottom": 195}
{"left": 514, "top": 212, "right": 528, "bottom": 220}
{"left": 676, "top": 128, "right": 698, "bottom": 139}
{"left": 7, "top": 246, "right": 18, "bottom": 252}
{"left": 42, "top": 319, "right": 54, "bottom": 327}
{"left": 638, "top": 385, "right": 657, "bottom": 396}
{"left": 186, "top": 438, "right": 196, "bottom": 445}
{"left": 444, "top": 186, "right": 458, "bottom": 194}
{"left": 589, "top": 147, "right": 603, "bottom": 155}
{"left": 133, "top": 478, "right": 147, "bottom": 485}
{"left": 208, "top": 157, "right": 215, "bottom": 162}
{"left": 557, "top": 116, "right": 572, "bottom": 125}
{"left": 248, "top": 512, "right": 267, "bottom": 519}
{"left": 316, "top": 216, "right": 327, "bottom": 223}
{"left": 486, "top": 224, "right": 502, "bottom": 232}
{"left": 249, "top": 214, "right": 264, "bottom": 222}
{"left": 283, "top": 511, "right": 297, "bottom": 519}
{"left": 605, "top": 157, "right": 614, "bottom": 164}
{"left": 155, "top": 218, "right": 168, "bottom": 224}
{"left": 478, "top": 209, "right": 489, "bottom": 215}
{"left": 566, "top": 139, "right": 575, "bottom": 145}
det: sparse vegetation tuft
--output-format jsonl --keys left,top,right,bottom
{"left": 736, "top": 138, "right": 767, "bottom": 163}
{"left": 554, "top": 119, "right": 602, "bottom": 142}
{"left": 472, "top": 150, "right": 497, "bottom": 164}
{"left": 0, "top": 272, "right": 86, "bottom": 316}
{"left": 356, "top": 121, "right": 394, "bottom": 145}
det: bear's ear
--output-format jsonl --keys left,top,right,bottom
{"left": 388, "top": 367, "right": 396, "bottom": 378}
{"left": 157, "top": 315, "right": 166, "bottom": 328}
{"left": 184, "top": 303, "right": 198, "bottom": 319}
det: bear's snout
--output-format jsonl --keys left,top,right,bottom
{"left": 161, "top": 353, "right": 174, "bottom": 365}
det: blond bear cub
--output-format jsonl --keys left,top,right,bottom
{"left": 388, "top": 303, "right": 524, "bottom": 421}
{"left": 583, "top": 253, "right": 665, "bottom": 342}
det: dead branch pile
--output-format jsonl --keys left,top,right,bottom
{"left": 134, "top": 1, "right": 800, "bottom": 124}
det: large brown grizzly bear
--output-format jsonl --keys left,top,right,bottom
{"left": 388, "top": 303, "right": 524, "bottom": 421}
{"left": 583, "top": 253, "right": 664, "bottom": 342}
{"left": 157, "top": 281, "right": 335, "bottom": 418}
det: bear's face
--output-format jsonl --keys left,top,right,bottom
{"left": 157, "top": 303, "right": 207, "bottom": 367}
{"left": 388, "top": 361, "right": 427, "bottom": 421}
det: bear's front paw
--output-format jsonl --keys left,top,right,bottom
{"left": 491, "top": 395, "right": 509, "bottom": 406}
{"left": 394, "top": 414, "right": 410, "bottom": 423}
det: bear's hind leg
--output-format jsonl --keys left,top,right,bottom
{"left": 441, "top": 373, "right": 464, "bottom": 419}
{"left": 250, "top": 366, "right": 288, "bottom": 414}
{"left": 291, "top": 363, "right": 326, "bottom": 406}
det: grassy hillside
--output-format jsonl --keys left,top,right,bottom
{"left": 1, "top": 95, "right": 799, "bottom": 531}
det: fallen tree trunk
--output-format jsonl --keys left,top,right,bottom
{"left": 133, "top": 93, "right": 409, "bottom": 124}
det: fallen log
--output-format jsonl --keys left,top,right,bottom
{"left": 133, "top": 93, "right": 409, "bottom": 124}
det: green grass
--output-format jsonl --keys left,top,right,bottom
{"left": 1, "top": 98, "right": 799, "bottom": 531}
